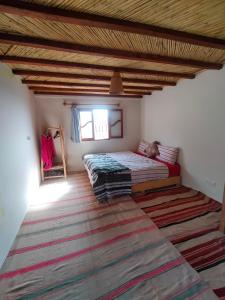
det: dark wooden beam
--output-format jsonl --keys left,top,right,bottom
{"left": 0, "top": 33, "right": 222, "bottom": 70}
{"left": 1, "top": 0, "right": 225, "bottom": 50}
{"left": 0, "top": 55, "right": 195, "bottom": 79}
{"left": 28, "top": 86, "right": 151, "bottom": 95}
{"left": 14, "top": 69, "right": 176, "bottom": 86}
{"left": 34, "top": 91, "right": 143, "bottom": 98}
{"left": 22, "top": 79, "right": 163, "bottom": 90}
{"left": 29, "top": 86, "right": 109, "bottom": 92}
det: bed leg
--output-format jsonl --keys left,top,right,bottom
{"left": 176, "top": 177, "right": 181, "bottom": 187}
{"left": 219, "top": 184, "right": 225, "bottom": 233}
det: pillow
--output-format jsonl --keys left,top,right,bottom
{"left": 137, "top": 140, "right": 150, "bottom": 156}
{"left": 156, "top": 145, "right": 179, "bottom": 165}
{"left": 145, "top": 142, "right": 160, "bottom": 158}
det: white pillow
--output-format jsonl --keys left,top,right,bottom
{"left": 156, "top": 145, "right": 179, "bottom": 165}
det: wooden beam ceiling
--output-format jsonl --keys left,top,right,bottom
{"left": 13, "top": 69, "right": 176, "bottom": 86}
{"left": 0, "top": 56, "right": 195, "bottom": 79}
{"left": 22, "top": 80, "right": 163, "bottom": 90}
{"left": 28, "top": 86, "right": 151, "bottom": 95}
{"left": 0, "top": 33, "right": 222, "bottom": 70}
{"left": 34, "top": 91, "right": 143, "bottom": 98}
{"left": 0, "top": 1, "right": 224, "bottom": 100}
{"left": 1, "top": 0, "right": 225, "bottom": 50}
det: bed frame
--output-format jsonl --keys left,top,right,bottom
{"left": 132, "top": 176, "right": 181, "bottom": 193}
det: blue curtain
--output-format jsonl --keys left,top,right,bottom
{"left": 71, "top": 105, "right": 81, "bottom": 143}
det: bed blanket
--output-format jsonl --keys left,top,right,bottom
{"left": 84, "top": 153, "right": 131, "bottom": 200}
{"left": 109, "top": 151, "right": 169, "bottom": 184}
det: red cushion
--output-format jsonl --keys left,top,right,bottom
{"left": 154, "top": 157, "right": 181, "bottom": 176}
{"left": 134, "top": 152, "right": 181, "bottom": 177}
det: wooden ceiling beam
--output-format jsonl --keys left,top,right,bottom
{"left": 0, "top": 55, "right": 195, "bottom": 79}
{"left": 28, "top": 86, "right": 151, "bottom": 95}
{"left": 1, "top": 0, "right": 225, "bottom": 50}
{"left": 0, "top": 33, "right": 222, "bottom": 70}
{"left": 22, "top": 80, "right": 163, "bottom": 90}
{"left": 33, "top": 91, "right": 143, "bottom": 98}
{"left": 14, "top": 69, "right": 176, "bottom": 86}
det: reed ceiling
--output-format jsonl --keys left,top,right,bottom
{"left": 0, "top": 0, "right": 225, "bottom": 98}
{"left": 25, "top": 0, "right": 225, "bottom": 40}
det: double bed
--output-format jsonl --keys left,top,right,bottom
{"left": 84, "top": 151, "right": 181, "bottom": 200}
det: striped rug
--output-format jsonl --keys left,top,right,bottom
{"left": 0, "top": 174, "right": 217, "bottom": 299}
{"left": 133, "top": 186, "right": 225, "bottom": 299}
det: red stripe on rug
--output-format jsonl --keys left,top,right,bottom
{"left": 153, "top": 201, "right": 220, "bottom": 227}
{"left": 152, "top": 198, "right": 217, "bottom": 220}
{"left": 184, "top": 242, "right": 225, "bottom": 263}
{"left": 171, "top": 226, "right": 219, "bottom": 245}
{"left": 101, "top": 257, "right": 185, "bottom": 300}
{"left": 9, "top": 215, "right": 148, "bottom": 256}
{"left": 143, "top": 193, "right": 205, "bottom": 213}
{"left": 180, "top": 237, "right": 225, "bottom": 270}
{"left": 23, "top": 199, "right": 129, "bottom": 226}
{"left": 133, "top": 186, "right": 190, "bottom": 203}
{"left": 214, "top": 287, "right": 225, "bottom": 297}
{"left": 181, "top": 237, "right": 225, "bottom": 256}
{"left": 191, "top": 250, "right": 225, "bottom": 270}
{"left": 0, "top": 225, "right": 155, "bottom": 280}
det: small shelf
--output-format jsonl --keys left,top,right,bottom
{"left": 45, "top": 164, "right": 64, "bottom": 171}
{"left": 44, "top": 175, "right": 65, "bottom": 179}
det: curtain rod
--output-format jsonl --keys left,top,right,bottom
{"left": 63, "top": 101, "right": 120, "bottom": 107}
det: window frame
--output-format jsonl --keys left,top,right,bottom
{"left": 79, "top": 109, "right": 95, "bottom": 141}
{"left": 109, "top": 109, "right": 123, "bottom": 139}
{"left": 79, "top": 108, "right": 123, "bottom": 142}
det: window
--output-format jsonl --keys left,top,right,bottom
{"left": 79, "top": 109, "right": 123, "bottom": 141}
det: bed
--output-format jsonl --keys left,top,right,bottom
{"left": 84, "top": 151, "right": 181, "bottom": 200}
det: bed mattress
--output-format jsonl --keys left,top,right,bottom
{"left": 153, "top": 157, "right": 181, "bottom": 177}
{"left": 108, "top": 151, "right": 169, "bottom": 184}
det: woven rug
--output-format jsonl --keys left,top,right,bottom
{"left": 133, "top": 186, "right": 225, "bottom": 299}
{"left": 0, "top": 174, "right": 217, "bottom": 299}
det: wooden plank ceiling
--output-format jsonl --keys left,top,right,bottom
{"left": 0, "top": 0, "right": 225, "bottom": 98}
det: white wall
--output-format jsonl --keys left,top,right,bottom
{"left": 141, "top": 67, "right": 225, "bottom": 202}
{"left": 0, "top": 64, "right": 40, "bottom": 267}
{"left": 35, "top": 96, "right": 141, "bottom": 171}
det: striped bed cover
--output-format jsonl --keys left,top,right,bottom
{"left": 108, "top": 151, "right": 169, "bottom": 184}
{"left": 133, "top": 186, "right": 224, "bottom": 299}
{"left": 84, "top": 153, "right": 132, "bottom": 200}
{"left": 0, "top": 174, "right": 217, "bottom": 299}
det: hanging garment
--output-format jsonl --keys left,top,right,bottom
{"left": 41, "top": 133, "right": 56, "bottom": 170}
